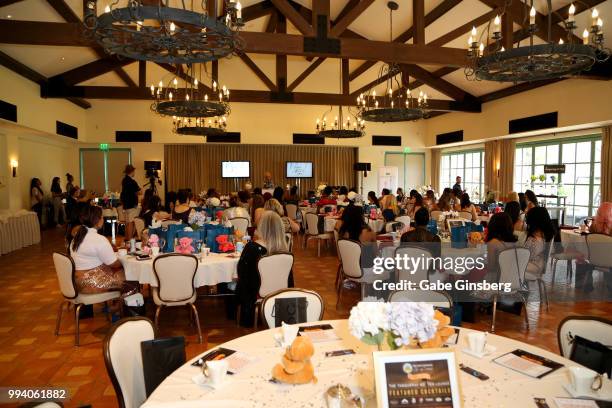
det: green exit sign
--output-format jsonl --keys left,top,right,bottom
{"left": 403, "top": 147, "right": 411, "bottom": 153}
{"left": 99, "top": 143, "right": 109, "bottom": 151}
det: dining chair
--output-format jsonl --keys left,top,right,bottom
{"left": 524, "top": 239, "right": 554, "bottom": 311}
{"left": 229, "top": 217, "right": 250, "bottom": 235}
{"left": 285, "top": 203, "right": 298, "bottom": 221}
{"left": 395, "top": 215, "right": 411, "bottom": 229}
{"left": 585, "top": 233, "right": 612, "bottom": 288}
{"left": 52, "top": 252, "right": 121, "bottom": 346}
{"left": 430, "top": 210, "right": 443, "bottom": 221}
{"left": 557, "top": 315, "right": 612, "bottom": 358}
{"left": 388, "top": 289, "right": 453, "bottom": 315}
{"left": 260, "top": 288, "right": 324, "bottom": 329}
{"left": 103, "top": 316, "right": 156, "bottom": 408}
{"left": 490, "top": 247, "right": 531, "bottom": 333}
{"left": 303, "top": 212, "right": 333, "bottom": 257}
{"left": 248, "top": 253, "right": 294, "bottom": 330}
{"left": 459, "top": 211, "right": 474, "bottom": 221}
{"left": 336, "top": 239, "right": 366, "bottom": 308}
{"left": 152, "top": 253, "right": 202, "bottom": 343}
{"left": 550, "top": 232, "right": 579, "bottom": 288}
{"left": 393, "top": 246, "right": 432, "bottom": 284}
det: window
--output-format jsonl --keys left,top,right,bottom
{"left": 440, "top": 150, "right": 484, "bottom": 202}
{"left": 80, "top": 148, "right": 131, "bottom": 194}
{"left": 513, "top": 135, "right": 601, "bottom": 225}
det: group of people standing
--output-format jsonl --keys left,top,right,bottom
{"left": 30, "top": 173, "right": 83, "bottom": 228}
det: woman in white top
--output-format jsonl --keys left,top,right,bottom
{"left": 70, "top": 206, "right": 136, "bottom": 296}
{"left": 264, "top": 198, "right": 300, "bottom": 233}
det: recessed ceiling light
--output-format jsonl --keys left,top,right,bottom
{"left": 60, "top": 57, "right": 65, "bottom": 62}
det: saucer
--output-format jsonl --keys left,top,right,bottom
{"left": 563, "top": 383, "right": 612, "bottom": 401}
{"left": 462, "top": 344, "right": 496, "bottom": 359}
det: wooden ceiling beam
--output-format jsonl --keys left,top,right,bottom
{"left": 311, "top": 0, "right": 330, "bottom": 37}
{"left": 329, "top": 0, "right": 374, "bottom": 38}
{"left": 138, "top": 60, "right": 146, "bottom": 88}
{"left": 48, "top": 56, "right": 133, "bottom": 86}
{"left": 155, "top": 62, "right": 213, "bottom": 94}
{"left": 341, "top": 58, "right": 349, "bottom": 95}
{"left": 276, "top": 14, "right": 287, "bottom": 92}
{"left": 286, "top": 57, "right": 326, "bottom": 92}
{"left": 0, "top": 0, "right": 23, "bottom": 6}
{"left": 242, "top": 0, "right": 275, "bottom": 21}
{"left": 239, "top": 53, "right": 278, "bottom": 91}
{"left": 413, "top": 0, "right": 425, "bottom": 45}
{"left": 428, "top": 9, "right": 499, "bottom": 47}
{"left": 402, "top": 64, "right": 475, "bottom": 102}
{"left": 350, "top": 68, "right": 400, "bottom": 98}
{"left": 349, "top": 0, "right": 461, "bottom": 81}
{"left": 265, "top": 10, "right": 278, "bottom": 32}
{"left": 0, "top": 50, "right": 91, "bottom": 109}
{"left": 270, "top": 0, "right": 314, "bottom": 36}
{"left": 42, "top": 85, "right": 481, "bottom": 112}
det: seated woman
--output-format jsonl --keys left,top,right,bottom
{"left": 317, "top": 186, "right": 336, "bottom": 207}
{"left": 337, "top": 186, "right": 349, "bottom": 203}
{"left": 524, "top": 207, "right": 555, "bottom": 277}
{"left": 423, "top": 190, "right": 436, "bottom": 210}
{"left": 435, "top": 188, "right": 452, "bottom": 212}
{"left": 69, "top": 206, "right": 137, "bottom": 296}
{"left": 524, "top": 189, "right": 539, "bottom": 213}
{"left": 251, "top": 194, "right": 265, "bottom": 227}
{"left": 459, "top": 193, "right": 477, "bottom": 221}
{"left": 264, "top": 198, "right": 299, "bottom": 233}
{"left": 400, "top": 208, "right": 441, "bottom": 258}
{"left": 223, "top": 196, "right": 251, "bottom": 223}
{"left": 381, "top": 194, "right": 400, "bottom": 222}
{"left": 504, "top": 200, "right": 525, "bottom": 233}
{"left": 235, "top": 211, "right": 293, "bottom": 327}
{"left": 285, "top": 186, "right": 300, "bottom": 205}
{"left": 338, "top": 205, "right": 378, "bottom": 267}
{"left": 237, "top": 190, "right": 251, "bottom": 210}
{"left": 407, "top": 192, "right": 424, "bottom": 219}
{"left": 139, "top": 195, "right": 169, "bottom": 228}
{"left": 172, "top": 190, "right": 192, "bottom": 223}
{"left": 590, "top": 202, "right": 612, "bottom": 235}
{"left": 367, "top": 191, "right": 379, "bottom": 207}
{"left": 484, "top": 212, "right": 518, "bottom": 281}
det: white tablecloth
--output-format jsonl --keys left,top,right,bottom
{"left": 120, "top": 253, "right": 239, "bottom": 287}
{"left": 142, "top": 319, "right": 604, "bottom": 408}
{"left": 560, "top": 229, "right": 588, "bottom": 257}
{"left": 0, "top": 210, "right": 41, "bottom": 255}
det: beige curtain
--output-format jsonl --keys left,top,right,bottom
{"left": 484, "top": 140, "right": 498, "bottom": 195}
{"left": 498, "top": 139, "right": 515, "bottom": 199}
{"left": 164, "top": 144, "right": 357, "bottom": 195}
{"left": 484, "top": 139, "right": 515, "bottom": 200}
{"left": 601, "top": 126, "right": 612, "bottom": 203}
{"left": 430, "top": 149, "right": 440, "bottom": 192}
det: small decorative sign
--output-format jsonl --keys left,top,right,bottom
{"left": 544, "top": 164, "right": 565, "bottom": 174}
{"left": 373, "top": 348, "right": 462, "bottom": 408}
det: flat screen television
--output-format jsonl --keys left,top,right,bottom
{"left": 221, "top": 161, "right": 250, "bottom": 178}
{"left": 286, "top": 162, "right": 313, "bottom": 178}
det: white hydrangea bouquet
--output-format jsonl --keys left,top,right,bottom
{"left": 348, "top": 298, "right": 439, "bottom": 350}
{"left": 188, "top": 210, "right": 208, "bottom": 229}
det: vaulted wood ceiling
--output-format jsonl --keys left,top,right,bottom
{"left": 0, "top": 0, "right": 610, "bottom": 114}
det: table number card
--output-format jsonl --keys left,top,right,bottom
{"left": 373, "top": 348, "right": 462, "bottom": 408}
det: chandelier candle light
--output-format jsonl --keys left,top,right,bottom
{"left": 84, "top": 0, "right": 245, "bottom": 64}
{"left": 465, "top": 1, "right": 609, "bottom": 83}
{"left": 151, "top": 63, "right": 230, "bottom": 136}
{"left": 357, "top": 1, "right": 428, "bottom": 122}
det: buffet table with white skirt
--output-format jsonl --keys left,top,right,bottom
{"left": 0, "top": 209, "right": 41, "bottom": 255}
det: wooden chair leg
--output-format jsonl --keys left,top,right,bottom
{"left": 190, "top": 303, "right": 203, "bottom": 344}
{"left": 236, "top": 304, "right": 241, "bottom": 327}
{"left": 551, "top": 259, "right": 557, "bottom": 288}
{"left": 154, "top": 305, "right": 162, "bottom": 328}
{"left": 55, "top": 301, "right": 66, "bottom": 336}
{"left": 74, "top": 304, "right": 83, "bottom": 346}
{"left": 254, "top": 303, "right": 260, "bottom": 331}
{"left": 335, "top": 273, "right": 344, "bottom": 309}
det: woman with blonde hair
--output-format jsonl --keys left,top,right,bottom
{"left": 507, "top": 191, "right": 520, "bottom": 203}
{"left": 235, "top": 211, "right": 292, "bottom": 327}
{"left": 381, "top": 194, "right": 400, "bottom": 222}
{"left": 264, "top": 198, "right": 300, "bottom": 233}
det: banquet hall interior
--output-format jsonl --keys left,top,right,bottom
{"left": 0, "top": 0, "right": 611, "bottom": 406}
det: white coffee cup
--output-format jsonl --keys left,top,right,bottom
{"left": 203, "top": 359, "right": 229, "bottom": 386}
{"left": 135, "top": 241, "right": 142, "bottom": 250}
{"left": 117, "top": 248, "right": 128, "bottom": 257}
{"left": 467, "top": 332, "right": 487, "bottom": 354}
{"left": 151, "top": 247, "right": 160, "bottom": 257}
{"left": 569, "top": 366, "right": 603, "bottom": 394}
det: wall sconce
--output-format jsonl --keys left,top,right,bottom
{"left": 496, "top": 162, "right": 500, "bottom": 178}
{"left": 10, "top": 159, "right": 18, "bottom": 177}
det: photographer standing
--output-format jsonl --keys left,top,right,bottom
{"left": 120, "top": 164, "right": 141, "bottom": 242}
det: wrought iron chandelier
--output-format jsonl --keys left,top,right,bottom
{"left": 150, "top": 63, "right": 230, "bottom": 136}
{"left": 465, "top": 1, "right": 610, "bottom": 82}
{"left": 315, "top": 59, "right": 365, "bottom": 139}
{"left": 356, "top": 1, "right": 428, "bottom": 122}
{"left": 84, "top": 0, "right": 244, "bottom": 64}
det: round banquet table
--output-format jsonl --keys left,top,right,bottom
{"left": 559, "top": 229, "right": 588, "bottom": 257}
{"left": 0, "top": 209, "right": 41, "bottom": 255}
{"left": 141, "top": 319, "right": 603, "bottom": 408}
{"left": 120, "top": 252, "right": 239, "bottom": 287}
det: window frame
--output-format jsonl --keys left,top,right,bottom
{"left": 440, "top": 148, "right": 485, "bottom": 203}
{"left": 79, "top": 147, "right": 132, "bottom": 193}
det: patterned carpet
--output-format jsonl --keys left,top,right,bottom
{"left": 0, "top": 228, "right": 610, "bottom": 407}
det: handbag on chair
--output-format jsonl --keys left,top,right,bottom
{"left": 141, "top": 336, "right": 186, "bottom": 396}
{"left": 569, "top": 334, "right": 612, "bottom": 378}
{"left": 273, "top": 297, "right": 308, "bottom": 327}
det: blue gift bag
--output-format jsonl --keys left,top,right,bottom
{"left": 165, "top": 223, "right": 186, "bottom": 252}
{"left": 146, "top": 228, "right": 167, "bottom": 250}
{"left": 204, "top": 224, "right": 234, "bottom": 253}
{"left": 175, "top": 230, "right": 202, "bottom": 253}
{"left": 426, "top": 219, "right": 438, "bottom": 235}
{"left": 451, "top": 226, "right": 468, "bottom": 249}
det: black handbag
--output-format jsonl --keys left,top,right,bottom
{"left": 273, "top": 297, "right": 308, "bottom": 327}
{"left": 140, "top": 336, "right": 186, "bottom": 396}
{"left": 569, "top": 334, "right": 612, "bottom": 378}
